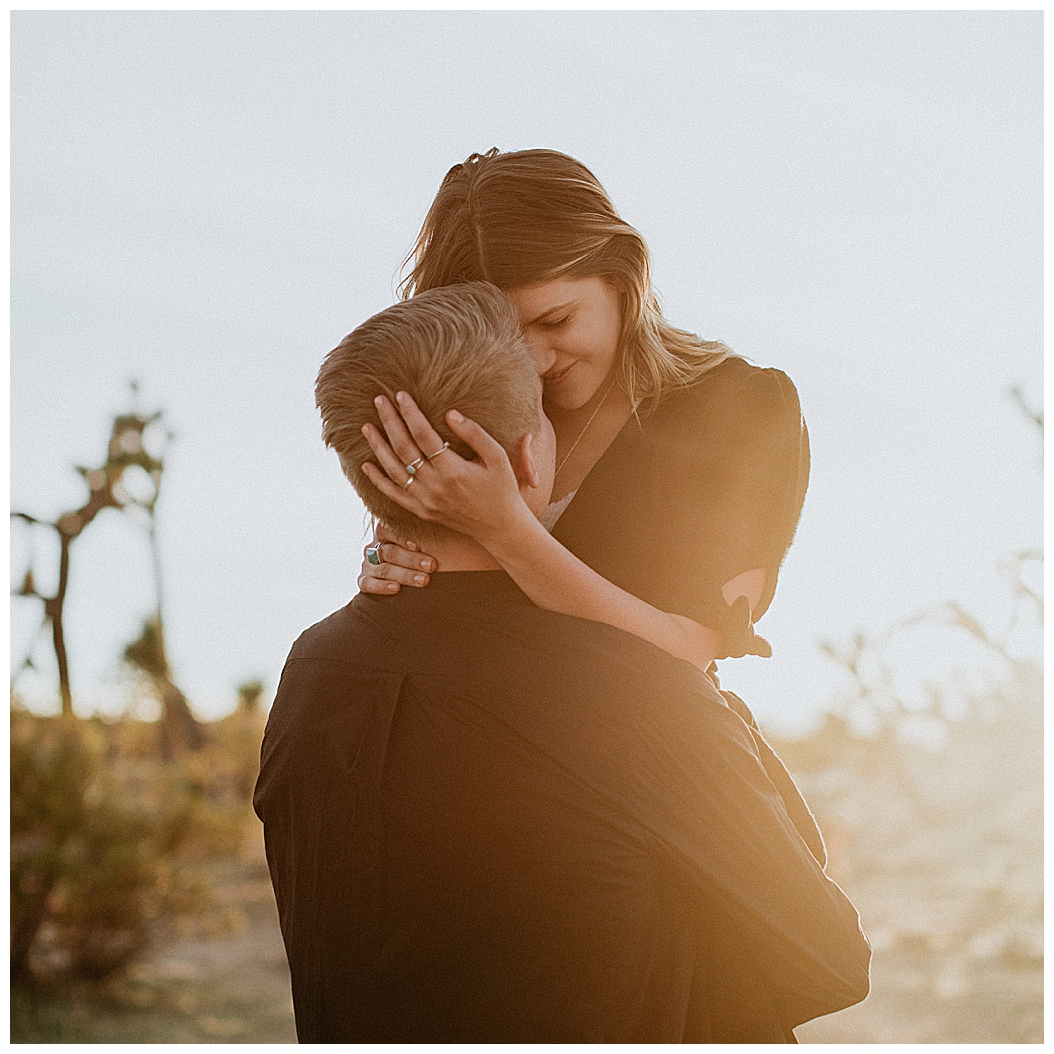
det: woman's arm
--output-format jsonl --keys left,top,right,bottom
{"left": 480, "top": 503, "right": 725, "bottom": 670}
{"left": 360, "top": 393, "right": 759, "bottom": 671}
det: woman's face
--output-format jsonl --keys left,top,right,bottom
{"left": 507, "top": 276, "right": 622, "bottom": 413}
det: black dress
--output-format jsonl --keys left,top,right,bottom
{"left": 552, "top": 355, "right": 809, "bottom": 661}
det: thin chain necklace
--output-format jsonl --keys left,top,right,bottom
{"left": 554, "top": 377, "right": 618, "bottom": 481}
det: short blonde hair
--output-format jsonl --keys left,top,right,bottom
{"left": 316, "top": 282, "right": 540, "bottom": 546}
{"left": 399, "top": 148, "right": 734, "bottom": 412}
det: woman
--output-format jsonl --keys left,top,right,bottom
{"left": 354, "top": 149, "right": 847, "bottom": 1041}
{"left": 358, "top": 147, "right": 809, "bottom": 679}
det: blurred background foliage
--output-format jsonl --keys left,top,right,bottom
{"left": 11, "top": 688, "right": 264, "bottom": 982}
{"left": 789, "top": 558, "right": 1042, "bottom": 1043}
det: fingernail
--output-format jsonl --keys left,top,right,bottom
{"left": 413, "top": 574, "right": 427, "bottom": 586}
{"left": 396, "top": 391, "right": 408, "bottom": 403}
{"left": 386, "top": 582, "right": 398, "bottom": 592}
{"left": 420, "top": 558, "right": 433, "bottom": 571}
{"left": 405, "top": 540, "right": 419, "bottom": 551}
{"left": 374, "top": 396, "right": 384, "bottom": 407}
{"left": 448, "top": 409, "right": 463, "bottom": 424}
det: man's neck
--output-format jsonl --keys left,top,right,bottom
{"left": 414, "top": 529, "right": 503, "bottom": 573}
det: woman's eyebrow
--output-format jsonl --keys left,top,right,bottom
{"left": 525, "top": 300, "right": 576, "bottom": 326}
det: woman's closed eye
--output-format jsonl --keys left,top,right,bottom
{"left": 540, "top": 314, "right": 572, "bottom": 330}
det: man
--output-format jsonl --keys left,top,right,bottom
{"left": 254, "top": 282, "right": 869, "bottom": 1043}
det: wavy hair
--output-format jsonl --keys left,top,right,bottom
{"left": 399, "top": 148, "right": 733, "bottom": 411}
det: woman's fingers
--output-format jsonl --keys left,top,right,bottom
{"left": 375, "top": 395, "right": 425, "bottom": 467}
{"left": 368, "top": 540, "right": 435, "bottom": 575}
{"left": 372, "top": 394, "right": 503, "bottom": 482}
{"left": 358, "top": 573, "right": 400, "bottom": 594}
{"left": 362, "top": 423, "right": 415, "bottom": 486}
{"left": 361, "top": 462, "right": 429, "bottom": 516}
{"left": 395, "top": 392, "right": 448, "bottom": 460}
{"left": 360, "top": 559, "right": 431, "bottom": 590}
{"left": 375, "top": 523, "right": 419, "bottom": 552}
{"left": 446, "top": 409, "right": 509, "bottom": 467}
{"left": 358, "top": 528, "right": 436, "bottom": 595}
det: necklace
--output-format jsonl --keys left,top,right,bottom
{"left": 554, "top": 377, "right": 618, "bottom": 480}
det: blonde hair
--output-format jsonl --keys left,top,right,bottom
{"left": 399, "top": 148, "right": 734, "bottom": 411}
{"left": 316, "top": 282, "right": 540, "bottom": 546}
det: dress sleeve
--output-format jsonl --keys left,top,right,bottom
{"left": 650, "top": 365, "right": 809, "bottom": 659}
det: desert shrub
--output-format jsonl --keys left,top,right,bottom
{"left": 11, "top": 709, "right": 94, "bottom": 979}
{"left": 9, "top": 703, "right": 253, "bottom": 984}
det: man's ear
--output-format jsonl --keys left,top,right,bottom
{"left": 512, "top": 432, "right": 540, "bottom": 490}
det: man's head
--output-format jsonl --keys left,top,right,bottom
{"left": 316, "top": 282, "right": 553, "bottom": 546}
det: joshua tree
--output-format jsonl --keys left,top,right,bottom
{"left": 12, "top": 383, "right": 201, "bottom": 749}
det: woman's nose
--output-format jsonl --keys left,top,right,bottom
{"left": 525, "top": 336, "right": 557, "bottom": 376}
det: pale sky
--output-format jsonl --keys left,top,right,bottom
{"left": 10, "top": 11, "right": 1042, "bottom": 734}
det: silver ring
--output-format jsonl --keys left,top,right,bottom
{"left": 402, "top": 475, "right": 416, "bottom": 490}
{"left": 365, "top": 543, "right": 382, "bottom": 566}
{"left": 405, "top": 455, "right": 426, "bottom": 476}
{"left": 425, "top": 441, "right": 451, "bottom": 461}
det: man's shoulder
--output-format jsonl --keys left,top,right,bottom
{"left": 281, "top": 595, "right": 422, "bottom": 679}
{"left": 279, "top": 577, "right": 725, "bottom": 720}
{"left": 288, "top": 598, "right": 366, "bottom": 661}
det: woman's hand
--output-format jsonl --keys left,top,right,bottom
{"left": 360, "top": 392, "right": 536, "bottom": 547}
{"left": 357, "top": 522, "right": 437, "bottom": 594}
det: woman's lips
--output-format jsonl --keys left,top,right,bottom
{"left": 543, "top": 361, "right": 575, "bottom": 388}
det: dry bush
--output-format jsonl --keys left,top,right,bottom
{"left": 10, "top": 697, "right": 266, "bottom": 985}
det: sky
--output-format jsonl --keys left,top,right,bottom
{"left": 10, "top": 11, "right": 1042, "bottom": 735}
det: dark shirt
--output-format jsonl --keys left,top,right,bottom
{"left": 553, "top": 356, "right": 810, "bottom": 658}
{"left": 254, "top": 572, "right": 869, "bottom": 1043}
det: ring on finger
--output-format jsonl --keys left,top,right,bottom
{"left": 405, "top": 454, "right": 426, "bottom": 476}
{"left": 365, "top": 543, "right": 383, "bottom": 566}
{"left": 402, "top": 475, "right": 416, "bottom": 490}
{"left": 425, "top": 441, "right": 451, "bottom": 461}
